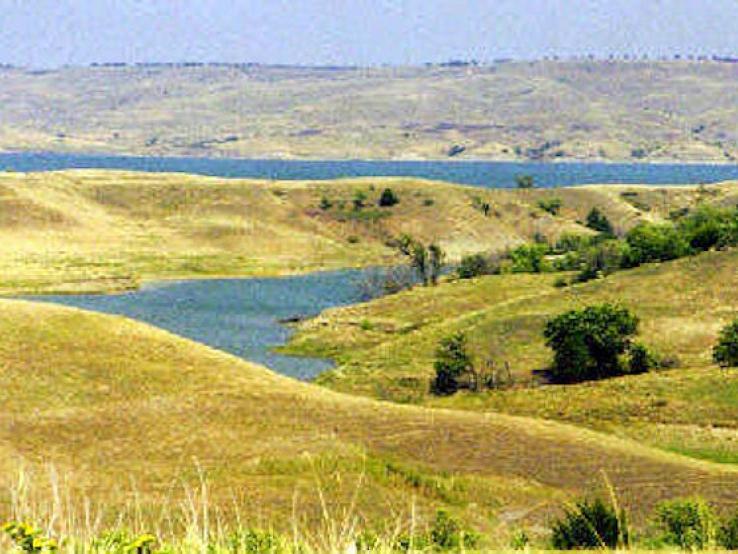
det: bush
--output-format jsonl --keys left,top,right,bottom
{"left": 432, "top": 332, "right": 472, "bottom": 395}
{"left": 515, "top": 174, "right": 535, "bottom": 189}
{"left": 457, "top": 253, "right": 494, "bottom": 279}
{"left": 539, "top": 197, "right": 562, "bottom": 215}
{"left": 555, "top": 232, "right": 594, "bottom": 253}
{"left": 624, "top": 222, "right": 690, "bottom": 266}
{"left": 508, "top": 243, "right": 550, "bottom": 273}
{"left": 429, "top": 509, "right": 480, "bottom": 550}
{"left": 719, "top": 512, "right": 738, "bottom": 549}
{"left": 550, "top": 497, "right": 627, "bottom": 549}
{"left": 378, "top": 187, "right": 400, "bottom": 207}
{"left": 656, "top": 498, "right": 718, "bottom": 550}
{"left": 352, "top": 190, "right": 367, "bottom": 211}
{"left": 319, "top": 195, "right": 332, "bottom": 210}
{"left": 713, "top": 318, "right": 738, "bottom": 368}
{"left": 544, "top": 304, "right": 639, "bottom": 383}
{"left": 574, "top": 239, "right": 631, "bottom": 282}
{"left": 585, "top": 207, "right": 614, "bottom": 235}
{"left": 628, "top": 342, "right": 658, "bottom": 374}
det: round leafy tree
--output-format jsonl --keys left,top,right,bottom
{"left": 544, "top": 303, "right": 639, "bottom": 383}
{"left": 432, "top": 332, "right": 472, "bottom": 395}
{"left": 378, "top": 187, "right": 400, "bottom": 207}
{"left": 713, "top": 318, "right": 738, "bottom": 368}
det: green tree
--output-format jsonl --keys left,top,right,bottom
{"left": 411, "top": 242, "right": 429, "bottom": 285}
{"left": 544, "top": 304, "right": 639, "bottom": 383}
{"left": 378, "top": 187, "right": 400, "bottom": 207}
{"left": 624, "top": 222, "right": 690, "bottom": 266}
{"left": 508, "top": 243, "right": 549, "bottom": 273}
{"left": 457, "top": 253, "right": 493, "bottom": 279}
{"left": 713, "top": 318, "right": 738, "bottom": 368}
{"left": 428, "top": 243, "right": 445, "bottom": 286}
{"left": 585, "top": 207, "right": 614, "bottom": 235}
{"left": 515, "top": 174, "right": 535, "bottom": 189}
{"left": 432, "top": 332, "right": 472, "bottom": 395}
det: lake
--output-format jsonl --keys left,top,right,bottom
{"left": 27, "top": 270, "right": 374, "bottom": 381}
{"left": 3, "top": 152, "right": 738, "bottom": 188}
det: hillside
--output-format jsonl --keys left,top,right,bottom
{"left": 2, "top": 61, "right": 738, "bottom": 162}
{"left": 2, "top": 298, "right": 738, "bottom": 544}
{"left": 283, "top": 245, "right": 738, "bottom": 465}
{"left": 0, "top": 168, "right": 735, "bottom": 294}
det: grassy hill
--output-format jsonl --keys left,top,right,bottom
{"left": 0, "top": 169, "right": 735, "bottom": 294}
{"left": 2, "top": 61, "right": 738, "bottom": 161}
{"left": 284, "top": 245, "right": 738, "bottom": 466}
{"left": 2, "top": 298, "right": 738, "bottom": 546}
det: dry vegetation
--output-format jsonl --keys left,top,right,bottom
{"left": 2, "top": 61, "right": 738, "bottom": 161}
{"left": 0, "top": 168, "right": 734, "bottom": 295}
{"left": 2, "top": 299, "right": 738, "bottom": 545}
{"left": 4, "top": 170, "right": 738, "bottom": 548}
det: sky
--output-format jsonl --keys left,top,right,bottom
{"left": 2, "top": 0, "right": 738, "bottom": 68}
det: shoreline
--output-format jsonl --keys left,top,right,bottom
{"left": 3, "top": 148, "right": 738, "bottom": 167}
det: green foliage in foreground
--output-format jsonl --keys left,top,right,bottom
{"left": 8, "top": 496, "right": 738, "bottom": 552}
{"left": 550, "top": 497, "right": 627, "bottom": 549}
{"left": 543, "top": 304, "right": 642, "bottom": 383}
{"left": 655, "top": 498, "right": 719, "bottom": 550}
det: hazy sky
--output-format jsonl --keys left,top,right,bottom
{"left": 2, "top": 0, "right": 738, "bottom": 67}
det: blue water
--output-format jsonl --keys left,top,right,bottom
{"left": 3, "top": 152, "right": 738, "bottom": 188}
{"left": 27, "top": 270, "right": 371, "bottom": 381}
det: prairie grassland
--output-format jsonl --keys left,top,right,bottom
{"left": 2, "top": 299, "right": 738, "bottom": 545}
{"left": 3, "top": 61, "right": 738, "bottom": 162}
{"left": 0, "top": 169, "right": 735, "bottom": 295}
{"left": 285, "top": 246, "right": 738, "bottom": 465}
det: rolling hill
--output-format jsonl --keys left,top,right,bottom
{"left": 2, "top": 61, "right": 738, "bottom": 162}
{"left": 2, "top": 298, "right": 738, "bottom": 544}
{"left": 0, "top": 168, "right": 734, "bottom": 294}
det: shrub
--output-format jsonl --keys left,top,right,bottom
{"left": 457, "top": 253, "right": 494, "bottom": 279}
{"left": 378, "top": 187, "right": 400, "bottom": 207}
{"left": 515, "top": 174, "right": 535, "bottom": 189}
{"left": 538, "top": 197, "right": 562, "bottom": 215}
{"left": 544, "top": 304, "right": 639, "bottom": 383}
{"left": 719, "top": 511, "right": 738, "bottom": 549}
{"left": 429, "top": 509, "right": 480, "bottom": 550}
{"left": 713, "top": 318, "right": 738, "bottom": 368}
{"left": 508, "top": 243, "right": 550, "bottom": 273}
{"left": 624, "top": 222, "right": 690, "bottom": 266}
{"left": 678, "top": 204, "right": 738, "bottom": 250}
{"left": 352, "top": 190, "right": 367, "bottom": 211}
{"left": 628, "top": 342, "right": 658, "bottom": 374}
{"left": 319, "top": 195, "right": 332, "bottom": 210}
{"left": 549, "top": 497, "right": 627, "bottom": 549}
{"left": 432, "top": 332, "right": 472, "bottom": 395}
{"left": 428, "top": 243, "right": 445, "bottom": 286}
{"left": 656, "top": 498, "right": 718, "bottom": 550}
{"left": 585, "top": 207, "right": 614, "bottom": 235}
{"left": 574, "top": 239, "right": 631, "bottom": 282}
{"left": 555, "top": 233, "right": 595, "bottom": 253}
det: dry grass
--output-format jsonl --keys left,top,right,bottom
{"left": 1, "top": 169, "right": 736, "bottom": 294}
{"left": 3, "top": 61, "right": 738, "bottom": 162}
{"left": 286, "top": 244, "right": 738, "bottom": 465}
{"left": 1, "top": 299, "right": 737, "bottom": 539}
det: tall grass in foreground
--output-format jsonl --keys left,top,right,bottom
{"left": 0, "top": 463, "right": 468, "bottom": 553}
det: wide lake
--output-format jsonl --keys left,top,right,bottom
{"left": 28, "top": 270, "right": 373, "bottom": 380}
{"left": 3, "top": 152, "right": 738, "bottom": 188}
